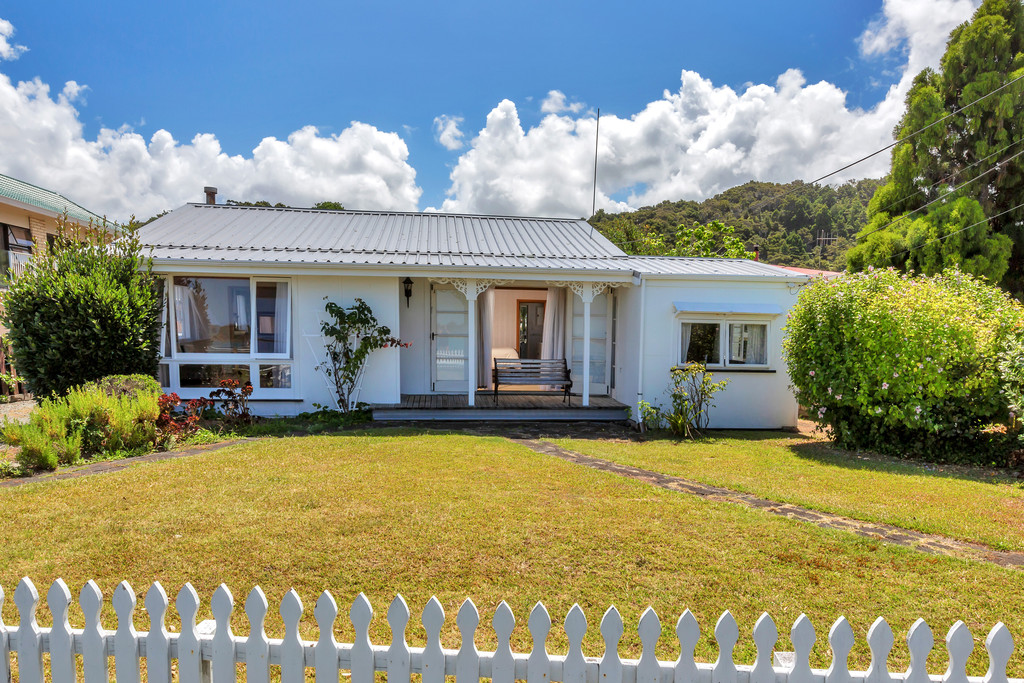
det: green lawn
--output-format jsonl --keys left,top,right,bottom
{"left": 0, "top": 430, "right": 1021, "bottom": 676}
{"left": 556, "top": 431, "right": 1024, "bottom": 552}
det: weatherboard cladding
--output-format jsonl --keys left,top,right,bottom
{"left": 0, "top": 173, "right": 106, "bottom": 225}
{"left": 141, "top": 203, "right": 804, "bottom": 279}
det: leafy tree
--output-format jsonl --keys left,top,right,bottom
{"left": 671, "top": 221, "right": 755, "bottom": 258}
{"left": 1, "top": 215, "right": 163, "bottom": 396}
{"left": 312, "top": 201, "right": 346, "bottom": 211}
{"left": 850, "top": 0, "right": 1024, "bottom": 290}
{"left": 595, "top": 217, "right": 669, "bottom": 255}
{"left": 226, "top": 199, "right": 290, "bottom": 208}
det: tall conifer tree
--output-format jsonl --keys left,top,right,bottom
{"left": 849, "top": 0, "right": 1024, "bottom": 290}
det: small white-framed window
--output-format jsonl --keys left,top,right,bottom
{"left": 680, "top": 322, "right": 722, "bottom": 366}
{"left": 727, "top": 323, "right": 768, "bottom": 365}
{"left": 680, "top": 319, "right": 770, "bottom": 368}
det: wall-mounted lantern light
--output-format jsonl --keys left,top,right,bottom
{"left": 403, "top": 277, "right": 414, "bottom": 307}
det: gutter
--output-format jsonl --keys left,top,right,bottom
{"left": 636, "top": 276, "right": 647, "bottom": 423}
{"left": 148, "top": 258, "right": 639, "bottom": 282}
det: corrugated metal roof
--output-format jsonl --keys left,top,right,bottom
{"left": 626, "top": 255, "right": 804, "bottom": 278}
{"left": 141, "top": 204, "right": 625, "bottom": 260}
{"left": 0, "top": 173, "right": 106, "bottom": 226}
{"left": 141, "top": 204, "right": 808, "bottom": 280}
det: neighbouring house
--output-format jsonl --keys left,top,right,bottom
{"left": 0, "top": 173, "right": 109, "bottom": 399}
{"left": 140, "top": 191, "right": 810, "bottom": 426}
{"left": 778, "top": 265, "right": 842, "bottom": 279}
{"left": 0, "top": 173, "right": 108, "bottom": 285}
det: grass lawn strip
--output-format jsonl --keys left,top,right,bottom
{"left": 1, "top": 431, "right": 1022, "bottom": 676}
{"left": 520, "top": 438, "right": 1024, "bottom": 569}
{"left": 554, "top": 432, "right": 1024, "bottom": 553}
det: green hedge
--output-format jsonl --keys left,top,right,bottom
{"left": 0, "top": 219, "right": 163, "bottom": 397}
{"left": 783, "top": 268, "right": 1024, "bottom": 464}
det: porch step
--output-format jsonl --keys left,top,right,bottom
{"left": 372, "top": 407, "right": 628, "bottom": 421}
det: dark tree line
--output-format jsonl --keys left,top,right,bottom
{"left": 588, "top": 178, "right": 882, "bottom": 269}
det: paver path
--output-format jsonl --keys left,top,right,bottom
{"left": 514, "top": 438, "right": 1024, "bottom": 570}
{"left": 0, "top": 439, "right": 252, "bottom": 489}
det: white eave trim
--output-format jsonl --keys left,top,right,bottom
{"left": 149, "top": 257, "right": 637, "bottom": 282}
{"left": 674, "top": 301, "right": 784, "bottom": 316}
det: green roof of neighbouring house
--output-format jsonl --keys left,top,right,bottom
{"left": 0, "top": 173, "right": 107, "bottom": 226}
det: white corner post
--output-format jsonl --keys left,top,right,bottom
{"left": 465, "top": 279, "right": 478, "bottom": 407}
{"left": 580, "top": 282, "right": 595, "bottom": 408}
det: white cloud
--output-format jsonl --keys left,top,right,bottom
{"left": 0, "top": 18, "right": 26, "bottom": 61}
{"left": 540, "top": 90, "right": 584, "bottom": 115}
{"left": 441, "top": 0, "right": 979, "bottom": 218}
{"left": 0, "top": 18, "right": 421, "bottom": 221}
{"left": 432, "top": 114, "right": 465, "bottom": 151}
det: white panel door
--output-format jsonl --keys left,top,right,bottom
{"left": 431, "top": 286, "right": 469, "bottom": 392}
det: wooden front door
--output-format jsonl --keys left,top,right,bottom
{"left": 517, "top": 300, "right": 545, "bottom": 359}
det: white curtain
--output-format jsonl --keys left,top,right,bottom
{"left": 477, "top": 287, "right": 494, "bottom": 389}
{"left": 747, "top": 324, "right": 767, "bottom": 364}
{"left": 680, "top": 323, "right": 692, "bottom": 364}
{"left": 273, "top": 282, "right": 289, "bottom": 353}
{"left": 234, "top": 293, "right": 249, "bottom": 329}
{"left": 174, "top": 284, "right": 209, "bottom": 343}
{"left": 541, "top": 287, "right": 566, "bottom": 359}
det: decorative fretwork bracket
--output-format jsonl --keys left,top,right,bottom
{"left": 430, "top": 278, "right": 512, "bottom": 301}
{"left": 546, "top": 281, "right": 627, "bottom": 303}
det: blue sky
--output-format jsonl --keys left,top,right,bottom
{"left": 0, "top": 0, "right": 979, "bottom": 220}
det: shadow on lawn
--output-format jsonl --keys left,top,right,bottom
{"left": 781, "top": 435, "right": 1021, "bottom": 487}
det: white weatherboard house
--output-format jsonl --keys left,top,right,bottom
{"left": 140, "top": 200, "right": 808, "bottom": 427}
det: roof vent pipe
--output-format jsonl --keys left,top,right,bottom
{"left": 204, "top": 186, "right": 218, "bottom": 205}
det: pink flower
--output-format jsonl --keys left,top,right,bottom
{"left": 809, "top": 370, "right": 815, "bottom": 377}
{"left": 882, "top": 382, "right": 889, "bottom": 390}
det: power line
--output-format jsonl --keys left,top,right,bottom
{"left": 748, "top": 71, "right": 1024, "bottom": 212}
{"left": 853, "top": 146, "right": 1024, "bottom": 244}
{"left": 606, "top": 144, "right": 1016, "bottom": 252}
{"left": 888, "top": 200, "right": 1024, "bottom": 263}
{"left": 872, "top": 136, "right": 1024, "bottom": 218}
{"left": 594, "top": 71, "right": 1024, "bottom": 252}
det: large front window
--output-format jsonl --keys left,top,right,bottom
{"left": 160, "top": 276, "right": 292, "bottom": 395}
{"left": 174, "top": 277, "right": 252, "bottom": 354}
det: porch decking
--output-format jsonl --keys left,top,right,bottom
{"left": 371, "top": 391, "right": 628, "bottom": 421}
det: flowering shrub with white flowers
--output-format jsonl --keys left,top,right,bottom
{"left": 782, "top": 267, "right": 1024, "bottom": 464}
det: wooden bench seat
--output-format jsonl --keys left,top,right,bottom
{"left": 492, "top": 358, "right": 573, "bottom": 405}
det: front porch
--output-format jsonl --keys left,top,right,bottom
{"left": 371, "top": 391, "right": 628, "bottom": 421}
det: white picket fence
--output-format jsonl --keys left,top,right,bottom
{"left": 0, "top": 577, "right": 1018, "bottom": 683}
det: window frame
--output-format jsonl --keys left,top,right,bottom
{"left": 677, "top": 315, "right": 772, "bottom": 370}
{"left": 2, "top": 224, "right": 33, "bottom": 254}
{"left": 159, "top": 274, "right": 295, "bottom": 397}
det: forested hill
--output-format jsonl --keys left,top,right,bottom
{"left": 588, "top": 178, "right": 883, "bottom": 269}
